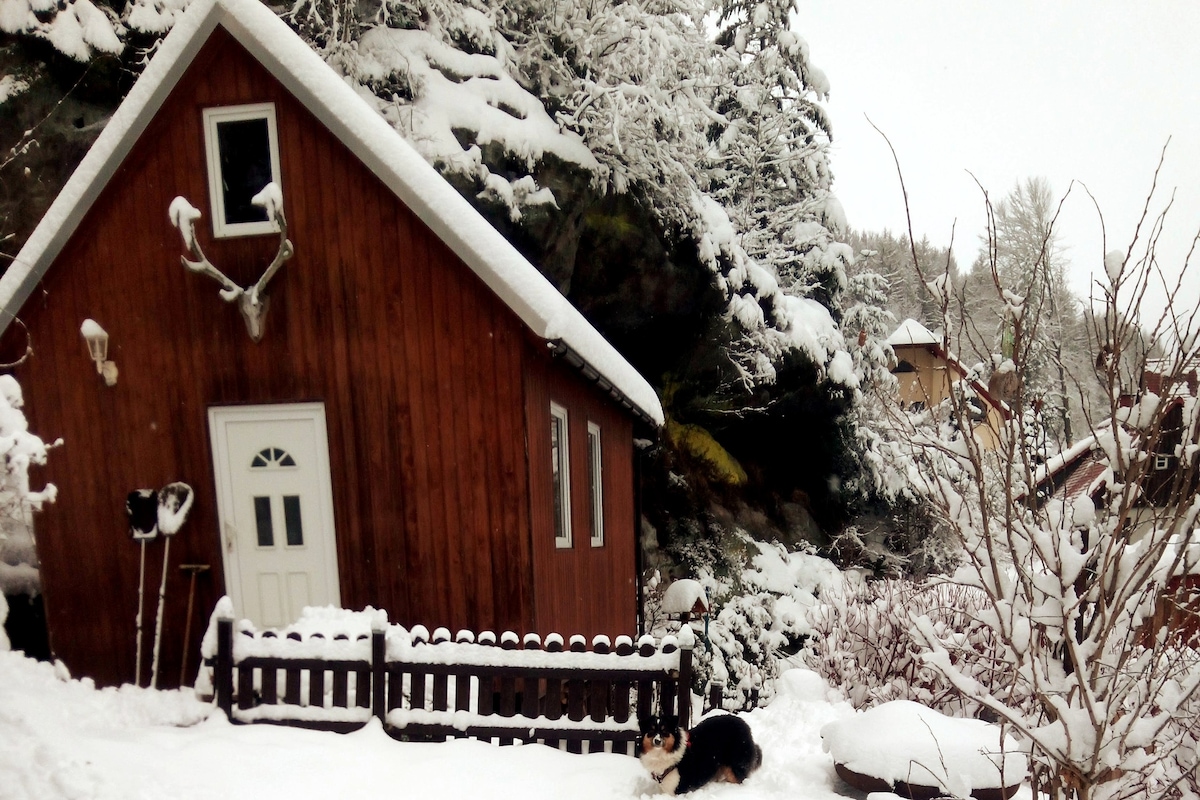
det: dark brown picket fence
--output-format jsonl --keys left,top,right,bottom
{"left": 208, "top": 618, "right": 693, "bottom": 755}
{"left": 1142, "top": 574, "right": 1200, "bottom": 646}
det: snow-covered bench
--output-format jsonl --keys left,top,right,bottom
{"left": 201, "top": 604, "right": 694, "bottom": 755}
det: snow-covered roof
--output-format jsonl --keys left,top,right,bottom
{"left": 886, "top": 318, "right": 941, "bottom": 348}
{"left": 0, "top": 0, "right": 663, "bottom": 427}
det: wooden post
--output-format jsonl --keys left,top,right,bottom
{"left": 215, "top": 617, "right": 233, "bottom": 718}
{"left": 355, "top": 635, "right": 371, "bottom": 708}
{"left": 707, "top": 681, "right": 724, "bottom": 714}
{"left": 371, "top": 627, "right": 386, "bottom": 724}
{"left": 677, "top": 637, "right": 693, "bottom": 730}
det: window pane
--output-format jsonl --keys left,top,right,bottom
{"left": 588, "top": 424, "right": 603, "bottom": 545}
{"left": 550, "top": 404, "right": 571, "bottom": 547}
{"left": 216, "top": 118, "right": 272, "bottom": 225}
{"left": 551, "top": 415, "right": 564, "bottom": 541}
{"left": 253, "top": 496, "right": 274, "bottom": 547}
{"left": 283, "top": 495, "right": 304, "bottom": 546}
{"left": 251, "top": 447, "right": 297, "bottom": 468}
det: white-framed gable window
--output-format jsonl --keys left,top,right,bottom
{"left": 203, "top": 103, "right": 282, "bottom": 238}
{"left": 587, "top": 421, "right": 603, "bottom": 547}
{"left": 550, "top": 401, "right": 572, "bottom": 548}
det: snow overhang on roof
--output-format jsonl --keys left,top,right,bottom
{"left": 0, "top": 0, "right": 663, "bottom": 428}
{"left": 886, "top": 318, "right": 941, "bottom": 348}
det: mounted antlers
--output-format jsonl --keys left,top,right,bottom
{"left": 168, "top": 184, "right": 294, "bottom": 342}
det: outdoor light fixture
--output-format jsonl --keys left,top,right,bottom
{"left": 80, "top": 318, "right": 118, "bottom": 386}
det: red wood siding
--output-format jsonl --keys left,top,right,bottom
{"left": 525, "top": 354, "right": 637, "bottom": 638}
{"left": 8, "top": 27, "right": 638, "bottom": 687}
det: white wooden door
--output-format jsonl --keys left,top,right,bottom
{"left": 209, "top": 403, "right": 340, "bottom": 628}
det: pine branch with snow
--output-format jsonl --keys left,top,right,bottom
{"left": 324, "top": 0, "right": 857, "bottom": 395}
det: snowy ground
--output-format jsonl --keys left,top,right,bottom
{"left": 0, "top": 650, "right": 872, "bottom": 800}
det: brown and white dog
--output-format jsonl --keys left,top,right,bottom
{"left": 638, "top": 713, "right": 762, "bottom": 795}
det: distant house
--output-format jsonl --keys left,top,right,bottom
{"left": 886, "top": 319, "right": 1010, "bottom": 448}
{"left": 0, "top": 0, "right": 662, "bottom": 688}
{"left": 1031, "top": 360, "right": 1200, "bottom": 641}
{"left": 1034, "top": 358, "right": 1200, "bottom": 523}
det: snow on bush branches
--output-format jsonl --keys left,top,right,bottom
{"left": 646, "top": 536, "right": 843, "bottom": 709}
{"left": 0, "top": 374, "right": 59, "bottom": 606}
{"left": 875, "top": 171, "right": 1200, "bottom": 800}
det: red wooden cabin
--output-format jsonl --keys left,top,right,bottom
{"left": 0, "top": 0, "right": 662, "bottom": 688}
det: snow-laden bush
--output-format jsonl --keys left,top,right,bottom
{"left": 803, "top": 578, "right": 1032, "bottom": 718}
{"left": 0, "top": 374, "right": 58, "bottom": 599}
{"left": 647, "top": 535, "right": 841, "bottom": 709}
{"left": 873, "top": 172, "right": 1200, "bottom": 800}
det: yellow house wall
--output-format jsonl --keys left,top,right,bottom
{"left": 893, "top": 344, "right": 1006, "bottom": 450}
{"left": 894, "top": 346, "right": 955, "bottom": 408}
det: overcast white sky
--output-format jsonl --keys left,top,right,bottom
{"left": 793, "top": 1, "right": 1200, "bottom": 322}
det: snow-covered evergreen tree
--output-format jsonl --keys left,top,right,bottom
{"left": 312, "top": 0, "right": 855, "bottom": 393}
{"left": 960, "top": 178, "right": 1103, "bottom": 449}
{"left": 846, "top": 229, "right": 957, "bottom": 333}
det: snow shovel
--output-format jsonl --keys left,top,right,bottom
{"left": 126, "top": 490, "right": 159, "bottom": 687}
{"left": 150, "top": 482, "right": 194, "bottom": 689}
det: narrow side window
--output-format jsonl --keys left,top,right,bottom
{"left": 587, "top": 421, "right": 603, "bottom": 547}
{"left": 203, "top": 103, "right": 282, "bottom": 238}
{"left": 550, "top": 402, "right": 572, "bottom": 548}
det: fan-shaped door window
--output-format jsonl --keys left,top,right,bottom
{"left": 250, "top": 447, "right": 304, "bottom": 546}
{"left": 252, "top": 447, "right": 297, "bottom": 468}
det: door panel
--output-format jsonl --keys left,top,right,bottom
{"left": 209, "top": 404, "right": 340, "bottom": 627}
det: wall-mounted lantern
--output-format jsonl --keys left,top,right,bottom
{"left": 80, "top": 319, "right": 118, "bottom": 386}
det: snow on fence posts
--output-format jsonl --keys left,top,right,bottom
{"left": 209, "top": 615, "right": 693, "bottom": 755}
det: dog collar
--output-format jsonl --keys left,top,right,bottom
{"left": 652, "top": 765, "right": 677, "bottom": 784}
{"left": 650, "top": 732, "right": 690, "bottom": 783}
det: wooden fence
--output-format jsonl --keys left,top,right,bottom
{"left": 1144, "top": 574, "right": 1200, "bottom": 645}
{"left": 208, "top": 617, "right": 693, "bottom": 755}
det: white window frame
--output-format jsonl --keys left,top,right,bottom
{"left": 550, "top": 402, "right": 572, "bottom": 548}
{"left": 203, "top": 103, "right": 282, "bottom": 239}
{"left": 1154, "top": 453, "right": 1171, "bottom": 471}
{"left": 587, "top": 421, "right": 604, "bottom": 547}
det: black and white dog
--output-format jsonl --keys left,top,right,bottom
{"left": 638, "top": 713, "right": 762, "bottom": 795}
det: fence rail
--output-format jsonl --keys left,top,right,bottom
{"left": 207, "top": 617, "right": 694, "bottom": 755}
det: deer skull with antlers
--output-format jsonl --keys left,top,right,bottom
{"left": 169, "top": 183, "right": 294, "bottom": 342}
